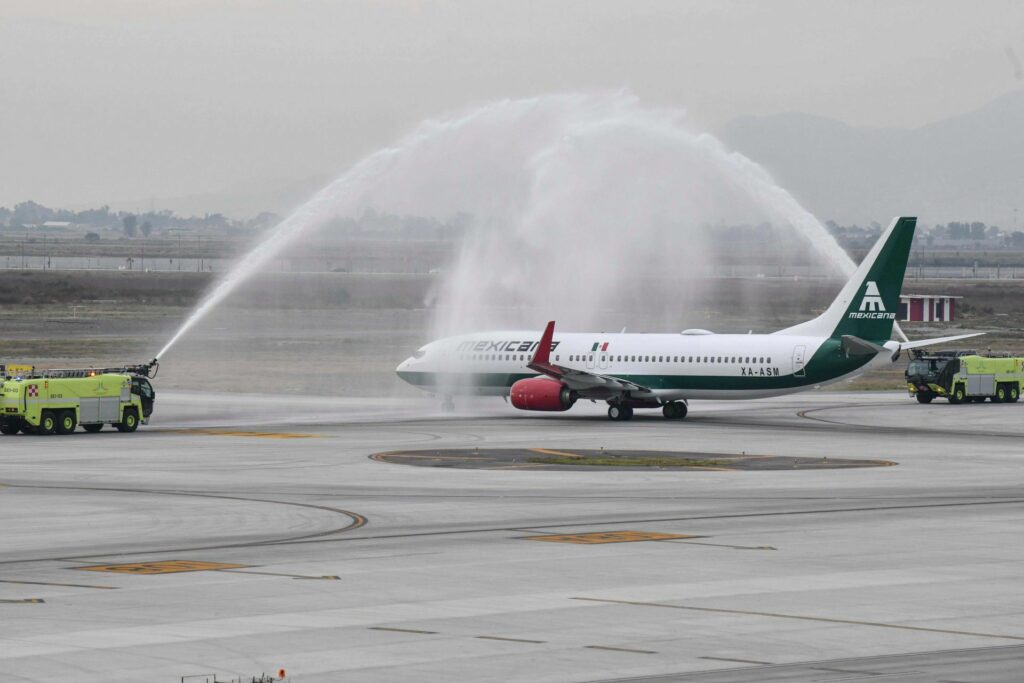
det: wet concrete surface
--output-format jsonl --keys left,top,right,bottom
{"left": 1, "top": 391, "right": 1023, "bottom": 682}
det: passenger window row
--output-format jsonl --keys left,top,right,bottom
{"left": 452, "top": 353, "right": 775, "bottom": 364}
{"left": 561, "top": 354, "right": 772, "bottom": 364}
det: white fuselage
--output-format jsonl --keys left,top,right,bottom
{"left": 396, "top": 330, "right": 898, "bottom": 400}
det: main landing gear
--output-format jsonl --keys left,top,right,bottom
{"left": 606, "top": 401, "right": 688, "bottom": 421}
{"left": 607, "top": 404, "right": 634, "bottom": 421}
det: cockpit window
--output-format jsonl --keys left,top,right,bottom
{"left": 412, "top": 349, "right": 427, "bottom": 359}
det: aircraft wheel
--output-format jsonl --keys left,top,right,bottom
{"left": 662, "top": 402, "right": 687, "bottom": 419}
{"left": 608, "top": 404, "right": 633, "bottom": 421}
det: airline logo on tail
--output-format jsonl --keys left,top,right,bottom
{"left": 850, "top": 281, "right": 895, "bottom": 320}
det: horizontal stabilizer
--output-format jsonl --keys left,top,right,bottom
{"left": 840, "top": 335, "right": 887, "bottom": 356}
{"left": 900, "top": 332, "right": 985, "bottom": 351}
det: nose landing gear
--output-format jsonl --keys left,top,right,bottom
{"left": 662, "top": 402, "right": 688, "bottom": 420}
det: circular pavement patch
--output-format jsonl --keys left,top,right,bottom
{"left": 370, "top": 448, "right": 896, "bottom": 471}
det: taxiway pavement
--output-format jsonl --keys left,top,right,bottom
{"left": 2, "top": 391, "right": 1023, "bottom": 682}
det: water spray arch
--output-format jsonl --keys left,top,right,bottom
{"left": 157, "top": 92, "right": 870, "bottom": 361}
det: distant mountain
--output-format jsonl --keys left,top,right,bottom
{"left": 719, "top": 90, "right": 1024, "bottom": 228}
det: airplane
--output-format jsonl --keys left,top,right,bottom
{"left": 396, "top": 216, "right": 982, "bottom": 420}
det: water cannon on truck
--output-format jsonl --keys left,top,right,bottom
{"left": 1, "top": 359, "right": 158, "bottom": 435}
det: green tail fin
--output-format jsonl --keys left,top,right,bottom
{"left": 776, "top": 217, "right": 916, "bottom": 342}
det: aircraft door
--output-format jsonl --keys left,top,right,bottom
{"left": 597, "top": 346, "right": 610, "bottom": 370}
{"left": 792, "top": 345, "right": 807, "bottom": 378}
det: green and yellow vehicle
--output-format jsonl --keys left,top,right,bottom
{"left": 0, "top": 361, "right": 157, "bottom": 435}
{"left": 906, "top": 351, "right": 1023, "bottom": 404}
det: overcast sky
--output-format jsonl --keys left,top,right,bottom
{"left": 2, "top": 0, "right": 1023, "bottom": 215}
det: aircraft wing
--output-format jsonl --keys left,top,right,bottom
{"left": 900, "top": 332, "right": 985, "bottom": 351}
{"left": 527, "top": 321, "right": 655, "bottom": 395}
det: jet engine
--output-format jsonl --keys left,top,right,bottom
{"left": 510, "top": 377, "right": 576, "bottom": 412}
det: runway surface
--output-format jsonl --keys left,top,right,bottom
{"left": 2, "top": 391, "right": 1023, "bottom": 682}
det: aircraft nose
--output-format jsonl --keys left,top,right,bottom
{"left": 395, "top": 357, "right": 418, "bottom": 386}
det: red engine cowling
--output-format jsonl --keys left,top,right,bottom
{"left": 510, "top": 377, "right": 576, "bottom": 412}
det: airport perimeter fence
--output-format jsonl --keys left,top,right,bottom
{"left": 4, "top": 256, "right": 1024, "bottom": 280}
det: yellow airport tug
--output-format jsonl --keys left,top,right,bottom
{"left": 0, "top": 360, "right": 157, "bottom": 435}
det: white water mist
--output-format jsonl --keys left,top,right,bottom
{"left": 157, "top": 92, "right": 861, "bottom": 360}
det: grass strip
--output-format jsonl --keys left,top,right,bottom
{"left": 528, "top": 455, "right": 726, "bottom": 468}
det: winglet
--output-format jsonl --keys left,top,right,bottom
{"left": 531, "top": 321, "right": 556, "bottom": 366}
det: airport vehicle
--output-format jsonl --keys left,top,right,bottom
{"left": 397, "top": 217, "right": 983, "bottom": 420}
{"left": 0, "top": 360, "right": 158, "bottom": 435}
{"left": 906, "top": 351, "right": 1024, "bottom": 404}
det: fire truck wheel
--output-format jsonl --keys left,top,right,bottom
{"left": 116, "top": 409, "right": 139, "bottom": 433}
{"left": 916, "top": 392, "right": 933, "bottom": 404}
{"left": 951, "top": 385, "right": 966, "bottom": 404}
{"left": 57, "top": 410, "right": 77, "bottom": 435}
{"left": 1009, "top": 386, "right": 1020, "bottom": 403}
{"left": 83, "top": 424, "right": 103, "bottom": 433}
{"left": 0, "top": 423, "right": 18, "bottom": 435}
{"left": 995, "top": 385, "right": 1007, "bottom": 403}
{"left": 38, "top": 411, "right": 57, "bottom": 435}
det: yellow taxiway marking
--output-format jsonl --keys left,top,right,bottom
{"left": 76, "top": 560, "right": 247, "bottom": 575}
{"left": 530, "top": 448, "right": 583, "bottom": 458}
{"left": 522, "top": 531, "right": 697, "bottom": 544}
{"left": 0, "top": 598, "right": 44, "bottom": 604}
{"left": 180, "top": 428, "right": 318, "bottom": 439}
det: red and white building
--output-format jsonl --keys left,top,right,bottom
{"left": 898, "top": 294, "right": 961, "bottom": 322}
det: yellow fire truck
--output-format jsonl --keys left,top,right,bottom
{"left": 906, "top": 352, "right": 1024, "bottom": 404}
{"left": 1, "top": 361, "right": 157, "bottom": 435}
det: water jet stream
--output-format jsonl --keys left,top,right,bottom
{"left": 157, "top": 92, "right": 875, "bottom": 361}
